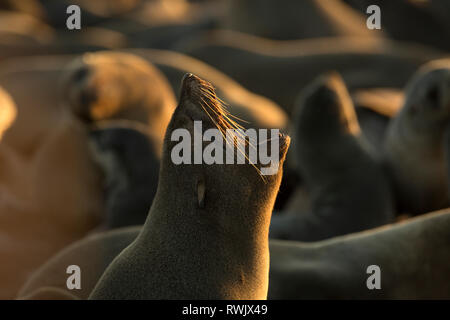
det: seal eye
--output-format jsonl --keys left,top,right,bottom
{"left": 197, "top": 177, "right": 206, "bottom": 209}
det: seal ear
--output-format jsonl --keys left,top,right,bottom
{"left": 197, "top": 177, "right": 206, "bottom": 209}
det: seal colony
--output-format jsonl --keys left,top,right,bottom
{"left": 270, "top": 73, "right": 394, "bottom": 241}
{"left": 14, "top": 68, "right": 450, "bottom": 300}
{"left": 383, "top": 60, "right": 450, "bottom": 215}
{"left": 18, "top": 208, "right": 450, "bottom": 299}
{"left": 179, "top": 30, "right": 441, "bottom": 113}
{"left": 2, "top": 0, "right": 450, "bottom": 302}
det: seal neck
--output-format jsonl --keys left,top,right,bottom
{"left": 138, "top": 181, "right": 272, "bottom": 299}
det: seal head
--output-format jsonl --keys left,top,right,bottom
{"left": 63, "top": 52, "right": 176, "bottom": 143}
{"left": 384, "top": 62, "right": 450, "bottom": 215}
{"left": 270, "top": 72, "right": 393, "bottom": 241}
{"left": 90, "top": 73, "right": 290, "bottom": 299}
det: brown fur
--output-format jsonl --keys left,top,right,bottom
{"left": 125, "top": 48, "right": 288, "bottom": 131}
{"left": 383, "top": 60, "right": 450, "bottom": 215}
{"left": 179, "top": 29, "right": 441, "bottom": 113}
{"left": 270, "top": 73, "right": 394, "bottom": 241}
{"left": 89, "top": 74, "right": 290, "bottom": 299}
{"left": 18, "top": 227, "right": 140, "bottom": 300}
{"left": 0, "top": 111, "right": 104, "bottom": 299}
{"left": 20, "top": 208, "right": 450, "bottom": 300}
{"left": 269, "top": 208, "right": 450, "bottom": 299}
{"left": 0, "top": 56, "right": 70, "bottom": 156}
{"left": 63, "top": 52, "right": 177, "bottom": 145}
{"left": 223, "top": 0, "right": 382, "bottom": 40}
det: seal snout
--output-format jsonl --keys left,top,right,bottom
{"left": 278, "top": 132, "right": 291, "bottom": 158}
{"left": 308, "top": 72, "right": 346, "bottom": 109}
{"left": 177, "top": 73, "right": 229, "bottom": 128}
{"left": 180, "top": 73, "right": 202, "bottom": 96}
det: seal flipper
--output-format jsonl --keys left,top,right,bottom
{"left": 270, "top": 72, "right": 394, "bottom": 241}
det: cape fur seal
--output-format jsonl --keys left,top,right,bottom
{"left": 89, "top": 73, "right": 290, "bottom": 299}
{"left": 19, "top": 208, "right": 450, "bottom": 300}
{"left": 383, "top": 60, "right": 450, "bottom": 215}
{"left": 0, "top": 0, "right": 45, "bottom": 19}
{"left": 63, "top": 52, "right": 177, "bottom": 144}
{"left": 0, "top": 56, "right": 70, "bottom": 156}
{"left": 18, "top": 226, "right": 140, "bottom": 300}
{"left": 179, "top": 30, "right": 441, "bottom": 113}
{"left": 0, "top": 86, "right": 25, "bottom": 199}
{"left": 270, "top": 73, "right": 394, "bottom": 241}
{"left": 0, "top": 86, "right": 24, "bottom": 198}
{"left": 223, "top": 0, "right": 381, "bottom": 40}
{"left": 0, "top": 110, "right": 104, "bottom": 299}
{"left": 124, "top": 48, "right": 288, "bottom": 131}
{"left": 351, "top": 88, "right": 404, "bottom": 152}
{"left": 0, "top": 86, "right": 16, "bottom": 139}
{"left": 125, "top": 48, "right": 292, "bottom": 209}
{"left": 342, "top": 0, "right": 450, "bottom": 51}
{"left": 0, "top": 10, "right": 54, "bottom": 44}
{"left": 89, "top": 120, "right": 161, "bottom": 229}
{"left": 269, "top": 208, "right": 450, "bottom": 299}
{"left": 37, "top": 0, "right": 142, "bottom": 28}
{"left": 18, "top": 287, "right": 79, "bottom": 300}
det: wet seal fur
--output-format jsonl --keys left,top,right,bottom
{"left": 89, "top": 73, "right": 290, "bottom": 299}
{"left": 270, "top": 73, "right": 394, "bottom": 241}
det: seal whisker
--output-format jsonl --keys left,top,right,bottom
{"left": 189, "top": 74, "right": 268, "bottom": 181}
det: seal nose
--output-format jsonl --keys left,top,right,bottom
{"left": 182, "top": 73, "right": 196, "bottom": 82}
{"left": 278, "top": 133, "right": 291, "bottom": 158}
{"left": 295, "top": 71, "right": 360, "bottom": 137}
{"left": 303, "top": 72, "right": 343, "bottom": 109}
{"left": 424, "top": 73, "right": 450, "bottom": 112}
{"left": 181, "top": 73, "right": 201, "bottom": 93}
